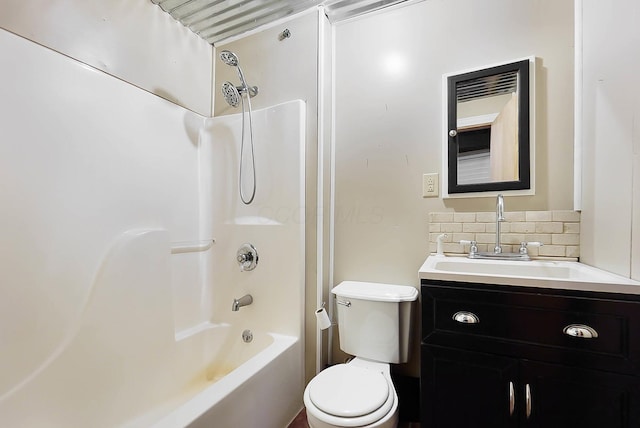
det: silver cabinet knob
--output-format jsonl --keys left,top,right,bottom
{"left": 525, "top": 384, "right": 532, "bottom": 419}
{"left": 509, "top": 381, "right": 515, "bottom": 416}
{"left": 449, "top": 129, "right": 458, "bottom": 137}
{"left": 563, "top": 324, "right": 598, "bottom": 338}
{"left": 452, "top": 311, "right": 479, "bottom": 324}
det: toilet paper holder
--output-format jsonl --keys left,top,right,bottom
{"left": 315, "top": 302, "right": 333, "bottom": 330}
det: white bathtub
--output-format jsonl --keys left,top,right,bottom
{"left": 121, "top": 323, "right": 303, "bottom": 428}
{"left": 0, "top": 320, "right": 302, "bottom": 428}
{"left": 0, "top": 230, "right": 303, "bottom": 428}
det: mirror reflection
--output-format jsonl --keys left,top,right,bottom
{"left": 446, "top": 59, "right": 531, "bottom": 195}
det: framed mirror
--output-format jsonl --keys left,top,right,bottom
{"left": 443, "top": 57, "right": 534, "bottom": 197}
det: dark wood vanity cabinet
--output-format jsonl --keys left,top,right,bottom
{"left": 420, "top": 280, "right": 640, "bottom": 428}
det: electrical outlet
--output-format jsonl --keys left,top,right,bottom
{"left": 422, "top": 173, "right": 439, "bottom": 197}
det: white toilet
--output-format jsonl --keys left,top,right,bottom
{"left": 303, "top": 281, "right": 418, "bottom": 428}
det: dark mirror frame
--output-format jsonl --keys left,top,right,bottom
{"left": 447, "top": 59, "right": 531, "bottom": 195}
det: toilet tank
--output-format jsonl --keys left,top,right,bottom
{"left": 331, "top": 281, "right": 418, "bottom": 364}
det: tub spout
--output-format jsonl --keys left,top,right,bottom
{"left": 232, "top": 294, "right": 253, "bottom": 311}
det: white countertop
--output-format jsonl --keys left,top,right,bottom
{"left": 419, "top": 255, "right": 640, "bottom": 295}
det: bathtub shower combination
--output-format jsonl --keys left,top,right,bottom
{"left": 1, "top": 229, "right": 302, "bottom": 428}
{"left": 0, "top": 31, "right": 305, "bottom": 427}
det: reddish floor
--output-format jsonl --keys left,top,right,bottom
{"left": 287, "top": 408, "right": 308, "bottom": 428}
{"left": 287, "top": 409, "right": 421, "bottom": 428}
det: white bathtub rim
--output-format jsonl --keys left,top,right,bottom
{"left": 121, "top": 332, "right": 299, "bottom": 428}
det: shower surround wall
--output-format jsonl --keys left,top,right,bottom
{"left": 202, "top": 100, "right": 306, "bottom": 338}
{"left": 213, "top": 8, "right": 327, "bottom": 383}
{"left": 0, "top": 24, "right": 305, "bottom": 426}
{"left": 0, "top": 27, "right": 201, "bottom": 422}
{"left": 579, "top": 0, "right": 640, "bottom": 280}
{"left": 0, "top": 0, "right": 213, "bottom": 115}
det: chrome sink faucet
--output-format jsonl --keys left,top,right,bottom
{"left": 458, "top": 194, "right": 542, "bottom": 261}
{"left": 232, "top": 294, "right": 253, "bottom": 311}
{"left": 495, "top": 194, "right": 505, "bottom": 254}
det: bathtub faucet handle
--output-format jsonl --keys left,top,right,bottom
{"left": 237, "top": 243, "right": 258, "bottom": 272}
{"left": 237, "top": 252, "right": 252, "bottom": 263}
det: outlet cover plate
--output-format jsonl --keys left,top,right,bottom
{"left": 423, "top": 173, "right": 439, "bottom": 197}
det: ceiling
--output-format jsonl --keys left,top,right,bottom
{"left": 151, "top": 0, "right": 411, "bottom": 45}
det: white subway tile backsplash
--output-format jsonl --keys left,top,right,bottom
{"left": 510, "top": 222, "right": 536, "bottom": 233}
{"left": 526, "top": 211, "right": 552, "bottom": 222}
{"left": 553, "top": 211, "right": 581, "bottom": 222}
{"left": 566, "top": 246, "right": 580, "bottom": 258}
{"left": 428, "top": 210, "right": 581, "bottom": 260}
{"left": 476, "top": 233, "right": 496, "bottom": 244}
{"left": 501, "top": 244, "right": 515, "bottom": 253}
{"left": 454, "top": 212, "right": 476, "bottom": 222}
{"left": 453, "top": 232, "right": 476, "bottom": 242}
{"left": 535, "top": 222, "right": 564, "bottom": 234}
{"left": 476, "top": 212, "right": 496, "bottom": 222}
{"left": 504, "top": 211, "right": 526, "bottom": 222}
{"left": 502, "top": 234, "right": 526, "bottom": 245}
{"left": 539, "top": 245, "right": 567, "bottom": 257}
{"left": 430, "top": 212, "right": 454, "bottom": 222}
{"left": 429, "top": 223, "right": 441, "bottom": 232}
{"left": 476, "top": 243, "right": 490, "bottom": 253}
{"left": 463, "top": 223, "right": 486, "bottom": 233}
{"left": 564, "top": 223, "right": 580, "bottom": 233}
{"left": 524, "top": 234, "right": 553, "bottom": 244}
{"left": 444, "top": 242, "right": 465, "bottom": 253}
{"left": 441, "top": 223, "right": 463, "bottom": 233}
{"left": 552, "top": 233, "right": 580, "bottom": 245}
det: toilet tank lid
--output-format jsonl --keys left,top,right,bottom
{"left": 331, "top": 281, "right": 418, "bottom": 302}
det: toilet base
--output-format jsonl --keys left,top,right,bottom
{"left": 304, "top": 358, "right": 398, "bottom": 428}
{"left": 306, "top": 408, "right": 398, "bottom": 428}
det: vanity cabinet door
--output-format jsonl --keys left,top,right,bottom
{"left": 422, "top": 345, "right": 640, "bottom": 428}
{"left": 520, "top": 360, "right": 640, "bottom": 428}
{"left": 421, "top": 345, "right": 519, "bottom": 428}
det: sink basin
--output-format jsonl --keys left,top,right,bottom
{"left": 419, "top": 255, "right": 640, "bottom": 294}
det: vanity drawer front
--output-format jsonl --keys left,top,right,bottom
{"left": 434, "top": 299, "right": 623, "bottom": 355}
{"left": 422, "top": 283, "right": 640, "bottom": 366}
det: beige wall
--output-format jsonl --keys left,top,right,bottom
{"left": 332, "top": 0, "right": 575, "bottom": 374}
{"left": 579, "top": 0, "right": 640, "bottom": 280}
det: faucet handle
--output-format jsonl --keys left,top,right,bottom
{"left": 519, "top": 241, "right": 543, "bottom": 255}
{"left": 237, "top": 243, "right": 258, "bottom": 272}
{"left": 459, "top": 240, "right": 478, "bottom": 257}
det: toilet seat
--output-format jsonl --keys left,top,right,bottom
{"left": 309, "top": 365, "right": 389, "bottom": 417}
{"left": 304, "top": 364, "right": 396, "bottom": 427}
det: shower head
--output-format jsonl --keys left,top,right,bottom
{"left": 219, "top": 50, "right": 259, "bottom": 102}
{"left": 221, "top": 81, "right": 241, "bottom": 108}
{"left": 220, "top": 50, "right": 239, "bottom": 67}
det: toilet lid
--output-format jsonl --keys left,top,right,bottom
{"left": 308, "top": 364, "right": 390, "bottom": 418}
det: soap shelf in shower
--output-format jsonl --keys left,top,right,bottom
{"left": 170, "top": 239, "right": 215, "bottom": 254}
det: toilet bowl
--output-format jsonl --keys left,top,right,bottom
{"left": 303, "top": 358, "right": 398, "bottom": 428}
